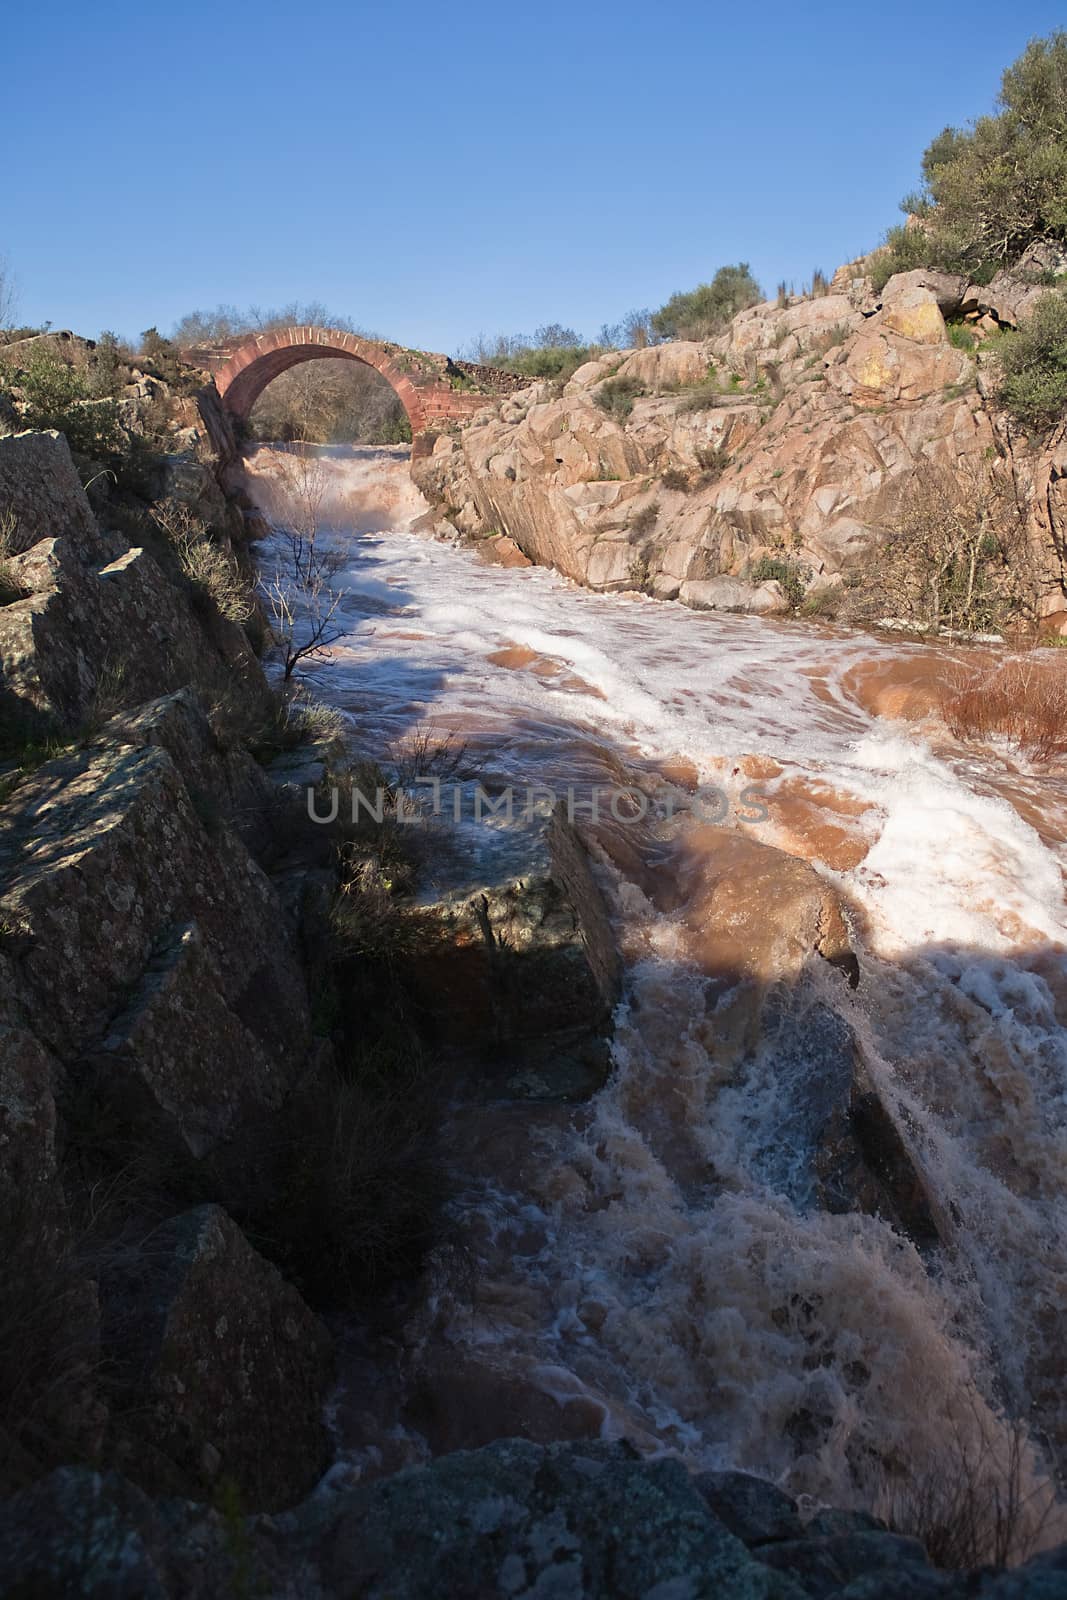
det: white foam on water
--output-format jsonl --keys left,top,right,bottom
{"left": 246, "top": 445, "right": 1067, "bottom": 1543}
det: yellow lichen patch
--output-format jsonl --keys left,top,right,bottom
{"left": 881, "top": 299, "right": 947, "bottom": 345}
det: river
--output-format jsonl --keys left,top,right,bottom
{"left": 243, "top": 443, "right": 1067, "bottom": 1545}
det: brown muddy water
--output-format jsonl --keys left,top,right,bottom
{"left": 244, "top": 443, "right": 1067, "bottom": 1544}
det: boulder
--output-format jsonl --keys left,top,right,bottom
{"left": 679, "top": 829, "right": 856, "bottom": 976}
{"left": 694, "top": 1471, "right": 803, "bottom": 1546}
{"left": 0, "top": 529, "right": 265, "bottom": 740}
{"left": 0, "top": 429, "right": 113, "bottom": 560}
{"left": 80, "top": 920, "right": 293, "bottom": 1160}
{"left": 828, "top": 328, "right": 970, "bottom": 407}
{"left": 878, "top": 270, "right": 968, "bottom": 318}
{"left": 961, "top": 270, "right": 1049, "bottom": 328}
{"left": 102, "top": 688, "right": 280, "bottom": 857}
{"left": 876, "top": 288, "right": 948, "bottom": 346}
{"left": 0, "top": 732, "right": 311, "bottom": 1076}
{"left": 321, "top": 1440, "right": 798, "bottom": 1600}
{"left": 474, "top": 532, "right": 533, "bottom": 568}
{"left": 2, "top": 1445, "right": 1067, "bottom": 1599}
{"left": 616, "top": 340, "right": 712, "bottom": 390}
{"left": 0, "top": 1023, "right": 58, "bottom": 1197}
{"left": 680, "top": 576, "right": 789, "bottom": 613}
{"left": 756, "top": 1531, "right": 932, "bottom": 1597}
{"left": 100, "top": 1205, "right": 332, "bottom": 1508}
{"left": 752, "top": 995, "right": 941, "bottom": 1245}
{"left": 409, "top": 807, "right": 621, "bottom": 1100}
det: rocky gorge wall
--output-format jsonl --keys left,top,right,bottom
{"left": 413, "top": 263, "right": 1067, "bottom": 628}
{"left": 0, "top": 373, "right": 624, "bottom": 1527}
{"left": 4, "top": 338, "right": 1067, "bottom": 1595}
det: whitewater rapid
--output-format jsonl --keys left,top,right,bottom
{"left": 245, "top": 444, "right": 1067, "bottom": 1541}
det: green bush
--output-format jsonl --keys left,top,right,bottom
{"left": 750, "top": 555, "right": 809, "bottom": 607}
{"left": 463, "top": 326, "right": 605, "bottom": 384}
{"left": 869, "top": 223, "right": 936, "bottom": 292}
{"left": 17, "top": 352, "right": 122, "bottom": 457}
{"left": 995, "top": 288, "right": 1067, "bottom": 432}
{"left": 873, "top": 32, "right": 1067, "bottom": 285}
{"left": 595, "top": 374, "right": 644, "bottom": 421}
{"left": 651, "top": 264, "right": 762, "bottom": 341}
{"left": 507, "top": 344, "right": 596, "bottom": 381}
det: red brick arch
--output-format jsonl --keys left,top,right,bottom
{"left": 209, "top": 326, "right": 491, "bottom": 439}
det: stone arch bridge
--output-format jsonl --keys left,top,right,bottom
{"left": 188, "top": 325, "right": 525, "bottom": 454}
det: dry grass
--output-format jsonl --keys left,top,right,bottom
{"left": 940, "top": 656, "right": 1067, "bottom": 761}
{"left": 151, "top": 498, "right": 254, "bottom": 624}
{"left": 0, "top": 509, "right": 29, "bottom": 606}
{"left": 876, "top": 1402, "right": 1058, "bottom": 1569}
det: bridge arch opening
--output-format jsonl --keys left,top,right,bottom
{"left": 248, "top": 355, "right": 411, "bottom": 446}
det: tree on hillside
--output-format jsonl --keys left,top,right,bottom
{"left": 462, "top": 327, "right": 599, "bottom": 381}
{"left": 598, "top": 309, "right": 656, "bottom": 349}
{"left": 995, "top": 288, "right": 1067, "bottom": 432}
{"left": 875, "top": 31, "right": 1067, "bottom": 285}
{"left": 650, "top": 264, "right": 763, "bottom": 341}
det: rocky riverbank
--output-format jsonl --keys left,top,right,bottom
{"left": 413, "top": 258, "right": 1067, "bottom": 633}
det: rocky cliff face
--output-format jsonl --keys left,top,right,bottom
{"left": 0, "top": 396, "right": 627, "bottom": 1518}
{"left": 0, "top": 424, "right": 339, "bottom": 1508}
{"left": 414, "top": 266, "right": 1067, "bottom": 625}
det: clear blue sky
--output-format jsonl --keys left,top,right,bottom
{"left": 4, "top": 0, "right": 1064, "bottom": 354}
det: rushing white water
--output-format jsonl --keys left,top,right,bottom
{"left": 246, "top": 444, "right": 1067, "bottom": 1543}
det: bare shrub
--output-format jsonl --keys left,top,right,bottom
{"left": 387, "top": 727, "right": 471, "bottom": 791}
{"left": 940, "top": 655, "right": 1067, "bottom": 759}
{"left": 876, "top": 1400, "right": 1058, "bottom": 1569}
{"left": 330, "top": 856, "right": 435, "bottom": 961}
{"left": 694, "top": 443, "right": 731, "bottom": 485}
{"left": 261, "top": 453, "right": 345, "bottom": 679}
{"left": 876, "top": 461, "right": 1040, "bottom": 633}
{"left": 661, "top": 467, "right": 691, "bottom": 492}
{"left": 253, "top": 1047, "right": 451, "bottom": 1307}
{"left": 0, "top": 255, "right": 17, "bottom": 332}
